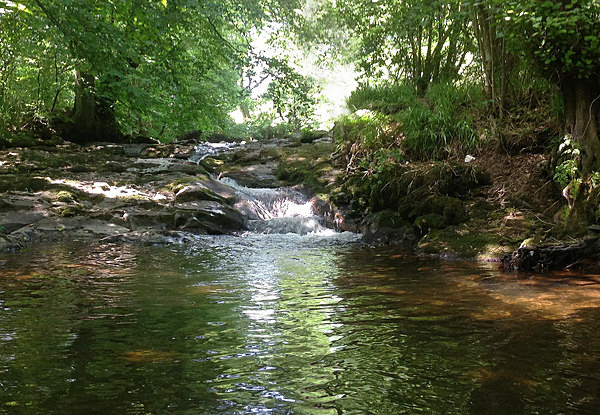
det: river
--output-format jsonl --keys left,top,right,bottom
{"left": 2, "top": 233, "right": 600, "bottom": 414}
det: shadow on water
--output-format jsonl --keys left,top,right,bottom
{"left": 1, "top": 240, "right": 600, "bottom": 413}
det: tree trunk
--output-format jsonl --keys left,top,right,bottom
{"left": 471, "top": 2, "right": 499, "bottom": 113}
{"left": 71, "top": 70, "right": 122, "bottom": 143}
{"left": 73, "top": 69, "right": 98, "bottom": 143}
{"left": 561, "top": 77, "right": 600, "bottom": 172}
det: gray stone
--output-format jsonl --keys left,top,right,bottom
{"left": 0, "top": 211, "right": 47, "bottom": 232}
{"left": 174, "top": 183, "right": 224, "bottom": 203}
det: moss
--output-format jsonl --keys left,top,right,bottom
{"left": 369, "top": 210, "right": 410, "bottom": 228}
{"left": 163, "top": 176, "right": 200, "bottom": 193}
{"left": 414, "top": 213, "right": 446, "bottom": 235}
{"left": 418, "top": 226, "right": 507, "bottom": 259}
{"left": 56, "top": 190, "right": 76, "bottom": 203}
{"left": 54, "top": 204, "right": 87, "bottom": 217}
{"left": 0, "top": 175, "right": 50, "bottom": 192}
{"left": 200, "top": 157, "right": 226, "bottom": 172}
{"left": 97, "top": 161, "right": 127, "bottom": 173}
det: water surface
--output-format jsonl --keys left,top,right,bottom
{"left": 1, "top": 235, "right": 600, "bottom": 414}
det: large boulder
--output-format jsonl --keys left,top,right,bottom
{"left": 174, "top": 200, "right": 247, "bottom": 234}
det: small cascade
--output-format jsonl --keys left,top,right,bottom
{"left": 221, "top": 177, "right": 332, "bottom": 235}
{"left": 190, "top": 141, "right": 244, "bottom": 163}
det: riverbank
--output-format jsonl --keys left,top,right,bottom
{"left": 0, "top": 133, "right": 583, "bottom": 265}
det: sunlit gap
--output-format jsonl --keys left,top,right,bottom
{"left": 45, "top": 177, "right": 167, "bottom": 201}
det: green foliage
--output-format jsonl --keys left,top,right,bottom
{"left": 401, "top": 83, "right": 478, "bottom": 159}
{"left": 264, "top": 61, "right": 320, "bottom": 131}
{"left": 505, "top": 0, "right": 600, "bottom": 79}
{"left": 333, "top": 110, "right": 405, "bottom": 177}
{"left": 339, "top": 82, "right": 478, "bottom": 162}
{"left": 310, "top": 0, "right": 475, "bottom": 92}
{"left": 0, "top": 0, "right": 302, "bottom": 141}
{"left": 346, "top": 84, "right": 417, "bottom": 114}
{"left": 554, "top": 135, "right": 581, "bottom": 189}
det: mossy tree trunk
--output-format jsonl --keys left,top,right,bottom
{"left": 562, "top": 77, "right": 600, "bottom": 173}
{"left": 561, "top": 77, "right": 600, "bottom": 227}
{"left": 72, "top": 69, "right": 121, "bottom": 144}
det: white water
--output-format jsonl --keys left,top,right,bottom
{"left": 191, "top": 141, "right": 356, "bottom": 239}
{"left": 190, "top": 141, "right": 245, "bottom": 163}
{"left": 221, "top": 177, "right": 335, "bottom": 236}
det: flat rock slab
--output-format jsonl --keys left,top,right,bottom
{"left": 34, "top": 216, "right": 130, "bottom": 236}
{"left": 0, "top": 211, "right": 47, "bottom": 232}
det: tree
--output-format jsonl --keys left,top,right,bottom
{"left": 264, "top": 58, "right": 319, "bottom": 130}
{"left": 507, "top": 0, "right": 600, "bottom": 172}
{"left": 333, "top": 0, "right": 474, "bottom": 94}
{"left": 0, "top": 0, "right": 301, "bottom": 142}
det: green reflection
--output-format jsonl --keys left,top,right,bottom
{"left": 1, "top": 240, "right": 600, "bottom": 414}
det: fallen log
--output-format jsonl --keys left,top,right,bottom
{"left": 500, "top": 237, "right": 600, "bottom": 273}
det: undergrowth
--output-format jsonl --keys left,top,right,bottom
{"left": 335, "top": 82, "right": 480, "bottom": 173}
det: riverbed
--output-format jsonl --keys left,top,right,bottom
{"left": 2, "top": 235, "right": 600, "bottom": 414}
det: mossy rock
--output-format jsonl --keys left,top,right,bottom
{"left": 300, "top": 130, "right": 328, "bottom": 144}
{"left": 417, "top": 226, "right": 508, "bottom": 260}
{"left": 414, "top": 213, "right": 446, "bottom": 235}
{"left": 54, "top": 204, "right": 87, "bottom": 217}
{"left": 98, "top": 161, "right": 127, "bottom": 173}
{"left": 200, "top": 157, "right": 227, "bottom": 173}
{"left": 0, "top": 176, "right": 50, "bottom": 192}
{"left": 369, "top": 210, "right": 410, "bottom": 228}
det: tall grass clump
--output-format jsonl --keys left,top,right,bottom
{"left": 346, "top": 84, "right": 418, "bottom": 114}
{"left": 341, "top": 82, "right": 479, "bottom": 161}
{"left": 332, "top": 110, "right": 404, "bottom": 176}
{"left": 400, "top": 83, "right": 478, "bottom": 159}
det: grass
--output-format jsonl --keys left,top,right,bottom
{"left": 338, "top": 82, "right": 480, "bottom": 163}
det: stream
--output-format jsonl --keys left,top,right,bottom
{"left": 1, "top": 144, "right": 600, "bottom": 413}
{"left": 2, "top": 235, "right": 600, "bottom": 413}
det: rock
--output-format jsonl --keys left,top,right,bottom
{"left": 362, "top": 211, "right": 416, "bottom": 245}
{"left": 201, "top": 179, "right": 238, "bottom": 204}
{"left": 34, "top": 216, "right": 130, "bottom": 236}
{"left": 121, "top": 208, "right": 176, "bottom": 230}
{"left": 222, "top": 163, "right": 281, "bottom": 188}
{"left": 500, "top": 238, "right": 600, "bottom": 272}
{"left": 175, "top": 130, "right": 203, "bottom": 143}
{"left": 300, "top": 130, "right": 329, "bottom": 144}
{"left": 130, "top": 135, "right": 159, "bottom": 144}
{"left": 0, "top": 211, "right": 47, "bottom": 232}
{"left": 100, "top": 230, "right": 176, "bottom": 245}
{"left": 174, "top": 200, "right": 246, "bottom": 234}
{"left": 174, "top": 183, "right": 226, "bottom": 203}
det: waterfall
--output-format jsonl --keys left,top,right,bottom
{"left": 220, "top": 177, "right": 333, "bottom": 235}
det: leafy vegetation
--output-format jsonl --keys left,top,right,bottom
{"left": 0, "top": 0, "right": 302, "bottom": 142}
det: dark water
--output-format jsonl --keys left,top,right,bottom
{"left": 2, "top": 235, "right": 600, "bottom": 414}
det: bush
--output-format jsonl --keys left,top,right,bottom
{"left": 400, "top": 83, "right": 478, "bottom": 159}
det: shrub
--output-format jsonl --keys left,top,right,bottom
{"left": 400, "top": 83, "right": 478, "bottom": 159}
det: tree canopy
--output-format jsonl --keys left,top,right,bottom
{"left": 0, "top": 0, "right": 303, "bottom": 142}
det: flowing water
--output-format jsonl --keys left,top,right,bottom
{"left": 2, "top": 236, "right": 600, "bottom": 414}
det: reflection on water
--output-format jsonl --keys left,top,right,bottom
{"left": 1, "top": 237, "right": 600, "bottom": 414}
